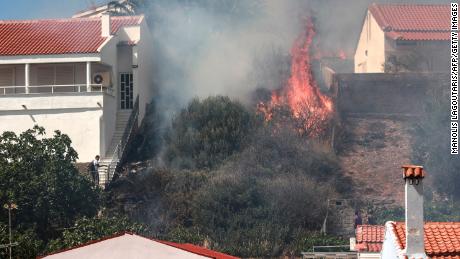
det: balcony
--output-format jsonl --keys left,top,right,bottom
{"left": 0, "top": 62, "right": 113, "bottom": 96}
{"left": 0, "top": 84, "right": 113, "bottom": 96}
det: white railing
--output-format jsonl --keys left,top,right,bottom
{"left": 0, "top": 84, "right": 113, "bottom": 96}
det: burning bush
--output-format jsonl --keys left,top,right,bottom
{"left": 257, "top": 19, "right": 334, "bottom": 139}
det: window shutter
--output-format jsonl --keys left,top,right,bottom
{"left": 0, "top": 67, "right": 13, "bottom": 86}
{"left": 37, "top": 66, "right": 54, "bottom": 85}
{"left": 55, "top": 65, "right": 74, "bottom": 85}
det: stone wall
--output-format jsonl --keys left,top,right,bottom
{"left": 332, "top": 73, "right": 449, "bottom": 115}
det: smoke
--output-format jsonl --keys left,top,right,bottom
{"left": 146, "top": 0, "right": 451, "bottom": 118}
{"left": 147, "top": 0, "right": 310, "bottom": 117}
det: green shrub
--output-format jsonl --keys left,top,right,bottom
{"left": 165, "top": 96, "right": 255, "bottom": 170}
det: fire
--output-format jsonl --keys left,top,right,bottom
{"left": 258, "top": 19, "right": 334, "bottom": 137}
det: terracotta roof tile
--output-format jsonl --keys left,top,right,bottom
{"left": 369, "top": 4, "right": 450, "bottom": 41}
{"left": 391, "top": 222, "right": 460, "bottom": 257}
{"left": 402, "top": 165, "right": 425, "bottom": 179}
{"left": 356, "top": 225, "right": 385, "bottom": 252}
{"left": 0, "top": 16, "right": 143, "bottom": 56}
{"left": 158, "top": 240, "right": 240, "bottom": 259}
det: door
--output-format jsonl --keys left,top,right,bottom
{"left": 120, "top": 73, "right": 133, "bottom": 109}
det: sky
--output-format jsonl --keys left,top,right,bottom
{"left": 0, "top": 0, "right": 107, "bottom": 20}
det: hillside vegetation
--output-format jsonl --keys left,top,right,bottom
{"left": 106, "top": 96, "right": 349, "bottom": 257}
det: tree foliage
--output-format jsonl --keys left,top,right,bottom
{"left": 0, "top": 223, "right": 43, "bottom": 259}
{"left": 165, "top": 96, "right": 254, "bottom": 169}
{"left": 0, "top": 126, "right": 100, "bottom": 258}
{"left": 46, "top": 216, "right": 146, "bottom": 253}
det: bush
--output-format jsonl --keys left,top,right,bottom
{"left": 165, "top": 96, "right": 255, "bottom": 169}
{"left": 187, "top": 128, "right": 342, "bottom": 257}
{"left": 106, "top": 168, "right": 208, "bottom": 234}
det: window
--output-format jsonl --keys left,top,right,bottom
{"left": 120, "top": 73, "right": 133, "bottom": 109}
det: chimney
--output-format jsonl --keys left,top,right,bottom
{"left": 101, "top": 12, "right": 111, "bottom": 37}
{"left": 402, "top": 165, "right": 427, "bottom": 259}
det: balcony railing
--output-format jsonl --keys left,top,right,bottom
{"left": 0, "top": 84, "right": 113, "bottom": 96}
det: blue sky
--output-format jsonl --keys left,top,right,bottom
{"left": 0, "top": 0, "right": 107, "bottom": 20}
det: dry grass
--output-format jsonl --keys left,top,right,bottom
{"left": 338, "top": 116, "right": 414, "bottom": 206}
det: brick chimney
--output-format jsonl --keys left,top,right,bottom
{"left": 402, "top": 165, "right": 427, "bottom": 259}
{"left": 101, "top": 12, "right": 111, "bottom": 37}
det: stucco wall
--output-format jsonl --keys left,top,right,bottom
{"left": 100, "top": 35, "right": 119, "bottom": 107}
{"left": 380, "top": 223, "right": 399, "bottom": 259}
{"left": 0, "top": 93, "right": 114, "bottom": 162}
{"left": 354, "top": 12, "right": 386, "bottom": 73}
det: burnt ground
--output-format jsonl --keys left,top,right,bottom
{"left": 337, "top": 115, "right": 415, "bottom": 206}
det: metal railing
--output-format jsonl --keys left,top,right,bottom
{"left": 104, "top": 95, "right": 140, "bottom": 185}
{"left": 0, "top": 84, "right": 113, "bottom": 96}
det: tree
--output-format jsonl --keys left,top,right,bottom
{"left": 45, "top": 216, "right": 146, "bottom": 254}
{"left": 165, "top": 96, "right": 255, "bottom": 169}
{"left": 0, "top": 223, "right": 42, "bottom": 259}
{"left": 0, "top": 126, "right": 99, "bottom": 241}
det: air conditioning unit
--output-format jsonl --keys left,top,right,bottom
{"left": 92, "top": 72, "right": 111, "bottom": 87}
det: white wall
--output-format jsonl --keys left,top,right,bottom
{"left": 100, "top": 17, "right": 154, "bottom": 124}
{"left": 0, "top": 93, "right": 113, "bottom": 162}
{"left": 354, "top": 12, "right": 386, "bottom": 73}
{"left": 380, "top": 223, "right": 400, "bottom": 259}
{"left": 358, "top": 252, "right": 381, "bottom": 259}
{"left": 100, "top": 36, "right": 119, "bottom": 108}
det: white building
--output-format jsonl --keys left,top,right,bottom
{"left": 354, "top": 4, "right": 450, "bottom": 73}
{"left": 38, "top": 232, "right": 239, "bottom": 259}
{"left": 0, "top": 13, "right": 153, "bottom": 183}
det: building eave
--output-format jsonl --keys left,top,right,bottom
{"left": 0, "top": 53, "right": 101, "bottom": 65}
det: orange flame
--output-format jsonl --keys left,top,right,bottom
{"left": 259, "top": 19, "right": 334, "bottom": 137}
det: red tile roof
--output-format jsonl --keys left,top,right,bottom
{"left": 369, "top": 4, "right": 450, "bottom": 41}
{"left": 0, "top": 16, "right": 143, "bottom": 56}
{"left": 402, "top": 165, "right": 425, "bottom": 179}
{"left": 158, "top": 240, "right": 240, "bottom": 259}
{"left": 390, "top": 222, "right": 460, "bottom": 258}
{"left": 356, "top": 225, "right": 385, "bottom": 252}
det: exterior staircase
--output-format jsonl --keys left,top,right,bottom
{"left": 98, "top": 96, "right": 139, "bottom": 187}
